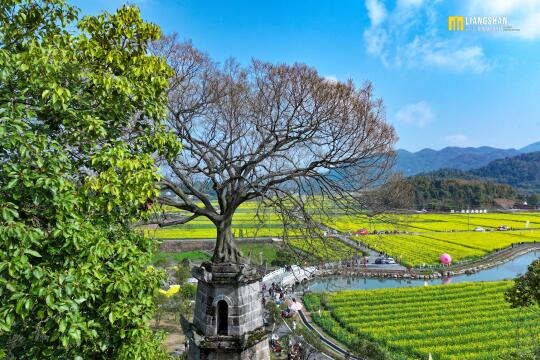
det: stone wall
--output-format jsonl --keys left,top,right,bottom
{"left": 187, "top": 263, "right": 270, "bottom": 360}
{"left": 187, "top": 339, "right": 270, "bottom": 360}
{"left": 192, "top": 279, "right": 264, "bottom": 336}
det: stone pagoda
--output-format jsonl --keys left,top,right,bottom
{"left": 186, "top": 261, "right": 270, "bottom": 360}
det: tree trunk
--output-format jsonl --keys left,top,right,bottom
{"left": 212, "top": 219, "right": 245, "bottom": 264}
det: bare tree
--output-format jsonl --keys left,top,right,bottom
{"left": 150, "top": 34, "right": 397, "bottom": 264}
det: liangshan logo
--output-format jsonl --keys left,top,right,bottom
{"left": 447, "top": 15, "right": 519, "bottom": 33}
{"left": 448, "top": 16, "right": 464, "bottom": 31}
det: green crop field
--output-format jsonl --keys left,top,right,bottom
{"left": 329, "top": 212, "right": 540, "bottom": 233}
{"left": 304, "top": 281, "right": 540, "bottom": 360}
{"left": 151, "top": 250, "right": 212, "bottom": 265}
{"left": 153, "top": 238, "right": 359, "bottom": 267}
{"left": 289, "top": 237, "right": 364, "bottom": 261}
{"left": 146, "top": 223, "right": 289, "bottom": 240}
{"left": 238, "top": 243, "right": 280, "bottom": 264}
{"left": 152, "top": 200, "right": 540, "bottom": 239}
{"left": 145, "top": 205, "right": 290, "bottom": 239}
{"left": 146, "top": 201, "right": 540, "bottom": 266}
{"left": 352, "top": 230, "right": 540, "bottom": 267}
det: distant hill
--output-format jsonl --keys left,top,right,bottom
{"left": 409, "top": 151, "right": 540, "bottom": 209}
{"left": 408, "top": 172, "right": 518, "bottom": 211}
{"left": 469, "top": 152, "right": 540, "bottom": 193}
{"left": 520, "top": 141, "right": 540, "bottom": 153}
{"left": 395, "top": 146, "right": 521, "bottom": 176}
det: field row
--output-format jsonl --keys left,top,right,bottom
{"left": 304, "top": 281, "right": 539, "bottom": 359}
{"left": 148, "top": 228, "right": 540, "bottom": 266}
{"left": 330, "top": 212, "right": 540, "bottom": 233}
{"left": 352, "top": 230, "right": 540, "bottom": 267}
{"left": 148, "top": 209, "right": 540, "bottom": 240}
{"left": 288, "top": 237, "right": 364, "bottom": 261}
{"left": 151, "top": 243, "right": 282, "bottom": 266}
{"left": 146, "top": 202, "right": 540, "bottom": 266}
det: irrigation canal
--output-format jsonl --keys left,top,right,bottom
{"left": 298, "top": 250, "right": 540, "bottom": 293}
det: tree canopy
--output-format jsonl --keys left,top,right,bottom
{"left": 506, "top": 259, "right": 540, "bottom": 309}
{"left": 151, "top": 34, "right": 397, "bottom": 264}
{"left": 504, "top": 259, "right": 540, "bottom": 359}
{"left": 0, "top": 1, "right": 178, "bottom": 358}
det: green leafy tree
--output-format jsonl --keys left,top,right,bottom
{"left": 176, "top": 284, "right": 196, "bottom": 320}
{"left": 270, "top": 248, "right": 296, "bottom": 267}
{"left": 504, "top": 259, "right": 540, "bottom": 359}
{"left": 350, "top": 338, "right": 390, "bottom": 360}
{"left": 0, "top": 1, "right": 179, "bottom": 358}
{"left": 175, "top": 264, "right": 191, "bottom": 284}
{"left": 153, "top": 283, "right": 195, "bottom": 327}
{"left": 506, "top": 259, "right": 540, "bottom": 308}
{"left": 527, "top": 193, "right": 540, "bottom": 207}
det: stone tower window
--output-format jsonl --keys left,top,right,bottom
{"left": 217, "top": 300, "right": 228, "bottom": 335}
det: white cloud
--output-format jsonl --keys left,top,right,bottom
{"left": 362, "top": 0, "right": 492, "bottom": 73}
{"left": 323, "top": 75, "right": 339, "bottom": 83}
{"left": 466, "top": 0, "right": 540, "bottom": 40}
{"left": 403, "top": 38, "right": 490, "bottom": 73}
{"left": 365, "top": 0, "right": 388, "bottom": 26}
{"left": 444, "top": 134, "right": 469, "bottom": 146}
{"left": 363, "top": 27, "right": 389, "bottom": 61}
{"left": 395, "top": 101, "right": 434, "bottom": 127}
{"left": 397, "top": 0, "right": 425, "bottom": 8}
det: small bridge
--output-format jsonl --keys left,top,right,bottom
{"left": 262, "top": 265, "right": 317, "bottom": 288}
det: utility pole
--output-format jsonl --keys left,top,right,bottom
{"left": 468, "top": 205, "right": 470, "bottom": 232}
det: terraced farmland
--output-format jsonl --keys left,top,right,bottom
{"left": 353, "top": 230, "right": 540, "bottom": 267}
{"left": 304, "top": 281, "right": 540, "bottom": 359}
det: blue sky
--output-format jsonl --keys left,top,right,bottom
{"left": 77, "top": 0, "right": 540, "bottom": 152}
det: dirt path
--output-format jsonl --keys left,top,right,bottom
{"left": 152, "top": 315, "right": 186, "bottom": 354}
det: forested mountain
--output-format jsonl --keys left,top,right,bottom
{"left": 408, "top": 175, "right": 518, "bottom": 211}
{"left": 414, "top": 168, "right": 477, "bottom": 180}
{"left": 469, "top": 152, "right": 540, "bottom": 193}
{"left": 407, "top": 151, "right": 540, "bottom": 209}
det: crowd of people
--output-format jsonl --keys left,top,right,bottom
{"left": 262, "top": 282, "right": 293, "bottom": 308}
{"left": 262, "top": 281, "right": 306, "bottom": 358}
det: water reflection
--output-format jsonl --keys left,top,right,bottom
{"left": 300, "top": 251, "right": 540, "bottom": 293}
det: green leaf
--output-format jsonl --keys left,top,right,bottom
{"left": 24, "top": 249, "right": 42, "bottom": 257}
{"left": 32, "top": 268, "right": 43, "bottom": 279}
{"left": 59, "top": 320, "right": 67, "bottom": 333}
{"left": 45, "top": 294, "right": 54, "bottom": 307}
{"left": 5, "top": 178, "right": 17, "bottom": 189}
